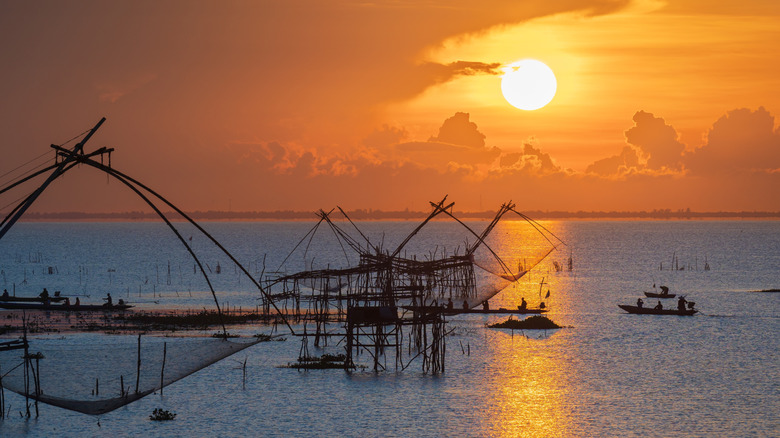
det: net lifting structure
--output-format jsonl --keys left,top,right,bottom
{"left": 0, "top": 118, "right": 287, "bottom": 415}
{"left": 263, "top": 196, "right": 565, "bottom": 373}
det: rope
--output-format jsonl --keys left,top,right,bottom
{"left": 57, "top": 128, "right": 91, "bottom": 147}
{"left": 0, "top": 150, "right": 52, "bottom": 182}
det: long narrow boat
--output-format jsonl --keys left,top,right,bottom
{"left": 401, "top": 305, "right": 548, "bottom": 315}
{"left": 618, "top": 304, "right": 696, "bottom": 316}
{"left": 0, "top": 295, "right": 66, "bottom": 303}
{"left": 0, "top": 302, "right": 132, "bottom": 311}
{"left": 643, "top": 292, "right": 676, "bottom": 298}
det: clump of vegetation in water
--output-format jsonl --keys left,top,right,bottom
{"left": 488, "top": 315, "right": 562, "bottom": 330}
{"left": 284, "top": 353, "right": 357, "bottom": 370}
{"left": 211, "top": 331, "right": 240, "bottom": 338}
{"left": 149, "top": 408, "right": 176, "bottom": 421}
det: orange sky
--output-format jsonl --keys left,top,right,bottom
{"left": 1, "top": 0, "right": 779, "bottom": 214}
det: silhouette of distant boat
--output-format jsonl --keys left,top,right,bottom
{"left": 0, "top": 301, "right": 132, "bottom": 311}
{"left": 618, "top": 304, "right": 696, "bottom": 316}
{"left": 0, "top": 295, "right": 66, "bottom": 303}
{"left": 401, "top": 305, "right": 547, "bottom": 315}
{"left": 644, "top": 291, "right": 676, "bottom": 298}
{"left": 643, "top": 285, "right": 676, "bottom": 298}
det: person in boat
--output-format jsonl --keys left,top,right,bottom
{"left": 660, "top": 286, "right": 670, "bottom": 296}
{"left": 39, "top": 288, "right": 49, "bottom": 299}
{"left": 64, "top": 297, "right": 71, "bottom": 307}
{"left": 75, "top": 297, "right": 80, "bottom": 306}
{"left": 104, "top": 293, "right": 113, "bottom": 307}
{"left": 518, "top": 297, "right": 527, "bottom": 311}
{"left": 462, "top": 300, "right": 469, "bottom": 310}
{"left": 1, "top": 289, "right": 8, "bottom": 298}
{"left": 637, "top": 298, "right": 644, "bottom": 308}
{"left": 677, "top": 296, "right": 687, "bottom": 312}
{"left": 539, "top": 302, "right": 546, "bottom": 309}
{"left": 118, "top": 299, "right": 125, "bottom": 306}
{"left": 447, "top": 298, "right": 453, "bottom": 310}
{"left": 654, "top": 300, "right": 663, "bottom": 310}
{"left": 482, "top": 300, "right": 489, "bottom": 310}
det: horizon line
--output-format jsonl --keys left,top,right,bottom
{"left": 15, "top": 209, "right": 780, "bottom": 221}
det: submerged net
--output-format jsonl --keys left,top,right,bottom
{"left": 0, "top": 334, "right": 260, "bottom": 415}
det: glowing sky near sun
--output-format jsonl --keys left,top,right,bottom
{"left": 0, "top": 0, "right": 779, "bottom": 214}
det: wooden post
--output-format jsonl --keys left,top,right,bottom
{"left": 34, "top": 357, "right": 40, "bottom": 417}
{"left": 160, "top": 342, "right": 167, "bottom": 396}
{"left": 135, "top": 334, "right": 141, "bottom": 394}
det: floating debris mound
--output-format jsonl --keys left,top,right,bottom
{"left": 488, "top": 315, "right": 562, "bottom": 330}
{"left": 150, "top": 408, "right": 177, "bottom": 421}
{"left": 284, "top": 353, "right": 355, "bottom": 370}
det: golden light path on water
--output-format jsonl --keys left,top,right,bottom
{"left": 476, "top": 220, "right": 577, "bottom": 437}
{"left": 484, "top": 331, "right": 573, "bottom": 437}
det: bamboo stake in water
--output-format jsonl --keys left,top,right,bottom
{"left": 160, "top": 342, "right": 167, "bottom": 396}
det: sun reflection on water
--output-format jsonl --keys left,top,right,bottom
{"left": 476, "top": 220, "right": 577, "bottom": 437}
{"left": 482, "top": 328, "right": 573, "bottom": 437}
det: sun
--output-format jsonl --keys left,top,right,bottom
{"left": 501, "top": 59, "right": 557, "bottom": 111}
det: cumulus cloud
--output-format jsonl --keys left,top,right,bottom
{"left": 586, "top": 146, "right": 640, "bottom": 176}
{"left": 625, "top": 110, "right": 685, "bottom": 171}
{"left": 685, "top": 107, "right": 780, "bottom": 175}
{"left": 494, "top": 142, "right": 562, "bottom": 176}
{"left": 428, "top": 112, "right": 486, "bottom": 148}
{"left": 212, "top": 106, "right": 779, "bottom": 212}
{"left": 390, "top": 112, "right": 502, "bottom": 172}
{"left": 586, "top": 110, "right": 684, "bottom": 176}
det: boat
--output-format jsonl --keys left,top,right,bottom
{"left": 644, "top": 292, "right": 676, "bottom": 298}
{"left": 0, "top": 302, "right": 133, "bottom": 311}
{"left": 401, "top": 305, "right": 548, "bottom": 315}
{"left": 643, "top": 285, "right": 676, "bottom": 298}
{"left": 0, "top": 294, "right": 66, "bottom": 303}
{"left": 618, "top": 304, "right": 696, "bottom": 316}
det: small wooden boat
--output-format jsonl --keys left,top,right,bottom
{"left": 0, "top": 295, "right": 66, "bottom": 303}
{"left": 401, "top": 305, "right": 547, "bottom": 315}
{"left": 446, "top": 307, "right": 548, "bottom": 315}
{"left": 618, "top": 304, "right": 696, "bottom": 316}
{"left": 0, "top": 301, "right": 133, "bottom": 311}
{"left": 644, "top": 292, "right": 676, "bottom": 298}
{"left": 644, "top": 286, "right": 675, "bottom": 298}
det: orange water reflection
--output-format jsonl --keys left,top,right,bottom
{"left": 479, "top": 220, "right": 576, "bottom": 437}
{"left": 481, "top": 323, "right": 574, "bottom": 437}
{"left": 476, "top": 220, "right": 574, "bottom": 309}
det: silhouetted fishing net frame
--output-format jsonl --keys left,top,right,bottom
{"left": 264, "top": 196, "right": 566, "bottom": 372}
{"left": 0, "top": 117, "right": 294, "bottom": 336}
{"left": 0, "top": 118, "right": 295, "bottom": 415}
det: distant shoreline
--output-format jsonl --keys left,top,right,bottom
{"left": 16, "top": 210, "right": 780, "bottom": 221}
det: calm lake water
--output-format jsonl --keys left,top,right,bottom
{"left": 0, "top": 220, "right": 778, "bottom": 437}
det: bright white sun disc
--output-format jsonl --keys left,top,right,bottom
{"left": 501, "top": 59, "right": 557, "bottom": 111}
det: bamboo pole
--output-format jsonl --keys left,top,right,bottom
{"left": 160, "top": 342, "right": 167, "bottom": 396}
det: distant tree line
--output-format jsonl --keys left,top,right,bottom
{"left": 19, "top": 209, "right": 780, "bottom": 221}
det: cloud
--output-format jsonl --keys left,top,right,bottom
{"left": 418, "top": 60, "right": 503, "bottom": 87}
{"left": 586, "top": 146, "right": 640, "bottom": 176}
{"left": 428, "top": 112, "right": 487, "bottom": 148}
{"left": 586, "top": 110, "right": 685, "bottom": 176}
{"left": 95, "top": 73, "right": 157, "bottom": 103}
{"left": 494, "top": 141, "right": 562, "bottom": 176}
{"left": 685, "top": 107, "right": 780, "bottom": 175}
{"left": 363, "top": 125, "right": 409, "bottom": 149}
{"left": 625, "top": 110, "right": 685, "bottom": 171}
{"left": 389, "top": 112, "right": 502, "bottom": 172}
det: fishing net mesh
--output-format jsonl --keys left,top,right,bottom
{"left": 0, "top": 334, "right": 259, "bottom": 415}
